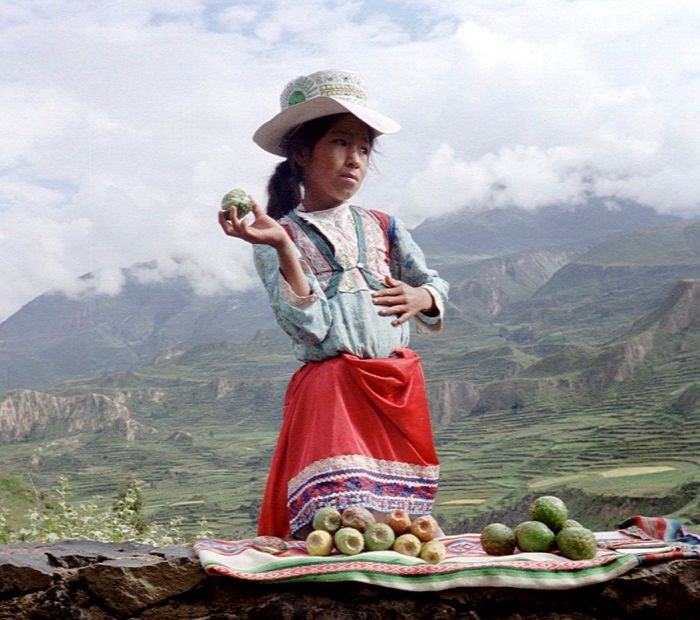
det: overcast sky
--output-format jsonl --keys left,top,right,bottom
{"left": 1, "top": 0, "right": 700, "bottom": 322}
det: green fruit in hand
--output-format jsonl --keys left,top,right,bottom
{"left": 556, "top": 527, "right": 597, "bottom": 560}
{"left": 306, "top": 529, "right": 333, "bottom": 556}
{"left": 515, "top": 520, "right": 556, "bottom": 552}
{"left": 341, "top": 506, "right": 375, "bottom": 532}
{"left": 528, "top": 495, "right": 568, "bottom": 532}
{"left": 364, "top": 522, "right": 395, "bottom": 551}
{"left": 420, "top": 538, "right": 447, "bottom": 564}
{"left": 312, "top": 506, "right": 342, "bottom": 533}
{"left": 393, "top": 533, "right": 422, "bottom": 557}
{"left": 480, "top": 523, "right": 517, "bottom": 556}
{"left": 334, "top": 526, "right": 365, "bottom": 555}
{"left": 221, "top": 188, "right": 253, "bottom": 219}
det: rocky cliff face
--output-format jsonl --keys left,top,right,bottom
{"left": 445, "top": 249, "right": 575, "bottom": 317}
{"left": 0, "top": 389, "right": 155, "bottom": 444}
{"left": 428, "top": 380, "right": 480, "bottom": 426}
{"left": 452, "top": 279, "right": 700, "bottom": 413}
{"left": 0, "top": 541, "right": 698, "bottom": 619}
{"left": 585, "top": 279, "right": 700, "bottom": 389}
{"left": 632, "top": 278, "right": 700, "bottom": 335}
{"left": 584, "top": 331, "right": 656, "bottom": 389}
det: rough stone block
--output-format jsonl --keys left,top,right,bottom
{"left": 0, "top": 552, "right": 53, "bottom": 596}
{"left": 82, "top": 554, "right": 206, "bottom": 616}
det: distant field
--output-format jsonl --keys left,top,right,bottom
{"left": 439, "top": 499, "right": 486, "bottom": 506}
{"left": 600, "top": 466, "right": 676, "bottom": 478}
{"left": 530, "top": 465, "right": 679, "bottom": 488}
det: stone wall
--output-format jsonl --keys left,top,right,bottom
{"left": 1, "top": 541, "right": 698, "bottom": 619}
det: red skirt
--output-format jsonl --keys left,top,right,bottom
{"left": 257, "top": 348, "right": 440, "bottom": 538}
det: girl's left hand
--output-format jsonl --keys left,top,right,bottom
{"left": 371, "top": 275, "right": 436, "bottom": 326}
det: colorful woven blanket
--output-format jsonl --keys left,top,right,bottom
{"left": 194, "top": 516, "right": 699, "bottom": 591}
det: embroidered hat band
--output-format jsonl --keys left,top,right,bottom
{"left": 253, "top": 69, "right": 400, "bottom": 156}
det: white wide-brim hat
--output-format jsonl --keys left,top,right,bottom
{"left": 253, "top": 69, "right": 400, "bottom": 156}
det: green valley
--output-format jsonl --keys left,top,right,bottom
{"left": 1, "top": 204, "right": 699, "bottom": 538}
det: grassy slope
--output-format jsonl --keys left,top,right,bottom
{"left": 431, "top": 292, "right": 700, "bottom": 531}
{"left": 432, "top": 339, "right": 700, "bottom": 530}
{"left": 574, "top": 220, "right": 700, "bottom": 267}
{"left": 0, "top": 472, "right": 37, "bottom": 529}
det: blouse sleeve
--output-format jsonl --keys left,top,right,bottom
{"left": 389, "top": 219, "right": 449, "bottom": 333}
{"left": 253, "top": 244, "right": 333, "bottom": 345}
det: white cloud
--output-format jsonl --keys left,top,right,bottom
{"left": 1, "top": 0, "right": 700, "bottom": 320}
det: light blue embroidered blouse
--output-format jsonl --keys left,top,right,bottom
{"left": 253, "top": 203, "right": 449, "bottom": 363}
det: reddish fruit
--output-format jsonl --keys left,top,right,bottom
{"left": 410, "top": 515, "right": 440, "bottom": 542}
{"left": 387, "top": 509, "right": 412, "bottom": 535}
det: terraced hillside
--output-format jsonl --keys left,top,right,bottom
{"left": 1, "top": 212, "right": 699, "bottom": 537}
{"left": 0, "top": 327, "right": 301, "bottom": 535}
{"left": 1, "top": 281, "right": 698, "bottom": 536}
{"left": 432, "top": 281, "right": 700, "bottom": 530}
{"left": 503, "top": 219, "right": 700, "bottom": 345}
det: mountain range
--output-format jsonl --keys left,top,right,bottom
{"left": 0, "top": 199, "right": 698, "bottom": 535}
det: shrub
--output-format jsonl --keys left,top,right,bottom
{"left": 0, "top": 476, "right": 211, "bottom": 546}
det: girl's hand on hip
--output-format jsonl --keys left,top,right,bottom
{"left": 218, "top": 200, "right": 290, "bottom": 249}
{"left": 372, "top": 275, "right": 436, "bottom": 326}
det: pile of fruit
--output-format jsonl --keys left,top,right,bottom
{"left": 479, "top": 495, "right": 598, "bottom": 560}
{"left": 306, "top": 506, "right": 447, "bottom": 563}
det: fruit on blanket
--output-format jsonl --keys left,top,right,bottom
{"left": 393, "top": 533, "right": 422, "bottom": 557}
{"left": 341, "top": 506, "right": 376, "bottom": 532}
{"left": 387, "top": 509, "right": 412, "bottom": 535}
{"left": 364, "top": 522, "right": 396, "bottom": 551}
{"left": 561, "top": 519, "right": 584, "bottom": 530}
{"left": 220, "top": 188, "right": 253, "bottom": 219}
{"left": 410, "top": 515, "right": 440, "bottom": 542}
{"left": 251, "top": 536, "right": 287, "bottom": 554}
{"left": 515, "top": 520, "right": 556, "bottom": 552}
{"left": 528, "top": 495, "right": 568, "bottom": 532}
{"left": 556, "top": 526, "right": 597, "bottom": 560}
{"left": 306, "top": 529, "right": 334, "bottom": 556}
{"left": 480, "top": 523, "right": 517, "bottom": 556}
{"left": 312, "top": 506, "right": 342, "bottom": 533}
{"left": 420, "top": 538, "right": 447, "bottom": 564}
{"left": 334, "top": 526, "right": 366, "bottom": 555}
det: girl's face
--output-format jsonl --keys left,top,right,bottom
{"left": 296, "top": 114, "right": 372, "bottom": 212}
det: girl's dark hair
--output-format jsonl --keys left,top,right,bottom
{"left": 266, "top": 113, "right": 376, "bottom": 220}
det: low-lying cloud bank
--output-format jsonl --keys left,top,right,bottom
{"left": 1, "top": 0, "right": 699, "bottom": 320}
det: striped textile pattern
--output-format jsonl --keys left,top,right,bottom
{"left": 194, "top": 521, "right": 699, "bottom": 591}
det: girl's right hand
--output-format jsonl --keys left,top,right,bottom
{"left": 220, "top": 199, "right": 311, "bottom": 297}
{"left": 218, "top": 199, "right": 290, "bottom": 249}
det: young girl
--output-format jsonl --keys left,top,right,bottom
{"left": 219, "top": 70, "right": 449, "bottom": 539}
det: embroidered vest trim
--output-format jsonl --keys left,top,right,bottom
{"left": 284, "top": 207, "right": 394, "bottom": 298}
